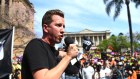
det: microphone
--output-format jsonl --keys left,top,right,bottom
{"left": 64, "top": 37, "right": 75, "bottom": 52}
{"left": 64, "top": 37, "right": 75, "bottom": 47}
{"left": 64, "top": 37, "right": 83, "bottom": 66}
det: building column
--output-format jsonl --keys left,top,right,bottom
{"left": 74, "top": 36, "right": 78, "bottom": 45}
{"left": 92, "top": 36, "right": 95, "bottom": 46}
{"left": 97, "top": 36, "right": 99, "bottom": 45}
{"left": 1, "top": 0, "right": 5, "bottom": 17}
{"left": 74, "top": 36, "right": 76, "bottom": 42}
{"left": 79, "top": 36, "right": 81, "bottom": 46}
{"left": 9, "top": 0, "right": 12, "bottom": 18}
{"left": 101, "top": 35, "right": 103, "bottom": 41}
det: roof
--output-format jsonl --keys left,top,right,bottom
{"left": 79, "top": 29, "right": 94, "bottom": 33}
{"left": 64, "top": 29, "right": 111, "bottom": 35}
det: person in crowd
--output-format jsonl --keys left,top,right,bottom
{"left": 126, "top": 66, "right": 137, "bottom": 79}
{"left": 99, "top": 63, "right": 107, "bottom": 79}
{"left": 131, "top": 60, "right": 140, "bottom": 78}
{"left": 21, "top": 9, "right": 78, "bottom": 79}
{"left": 82, "top": 61, "right": 94, "bottom": 79}
{"left": 136, "top": 59, "right": 140, "bottom": 78}
{"left": 12, "top": 61, "right": 22, "bottom": 79}
{"left": 92, "top": 59, "right": 102, "bottom": 79}
{"left": 64, "top": 60, "right": 82, "bottom": 79}
{"left": 12, "top": 61, "right": 21, "bottom": 73}
{"left": 12, "top": 69, "right": 21, "bottom": 79}
{"left": 105, "top": 59, "right": 111, "bottom": 69}
{"left": 110, "top": 57, "right": 116, "bottom": 68}
{"left": 103, "top": 60, "right": 112, "bottom": 79}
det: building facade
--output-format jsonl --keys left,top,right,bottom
{"left": 0, "top": 0, "right": 34, "bottom": 31}
{"left": 64, "top": 29, "right": 111, "bottom": 52}
{"left": 0, "top": 0, "right": 35, "bottom": 56}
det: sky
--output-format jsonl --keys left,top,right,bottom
{"left": 29, "top": 0, "right": 140, "bottom": 38}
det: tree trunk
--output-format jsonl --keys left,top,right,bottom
{"left": 125, "top": 0, "right": 133, "bottom": 56}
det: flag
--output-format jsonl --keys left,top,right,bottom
{"left": 0, "top": 28, "right": 14, "bottom": 78}
{"left": 82, "top": 36, "right": 93, "bottom": 51}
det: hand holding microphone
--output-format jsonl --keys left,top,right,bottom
{"left": 64, "top": 37, "right": 78, "bottom": 59}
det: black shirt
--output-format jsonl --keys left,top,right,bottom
{"left": 21, "top": 38, "right": 58, "bottom": 79}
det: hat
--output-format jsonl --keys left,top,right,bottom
{"left": 118, "top": 62, "right": 123, "bottom": 66}
{"left": 97, "top": 62, "right": 102, "bottom": 65}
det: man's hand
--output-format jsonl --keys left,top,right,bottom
{"left": 59, "top": 51, "right": 67, "bottom": 58}
{"left": 67, "top": 44, "right": 78, "bottom": 59}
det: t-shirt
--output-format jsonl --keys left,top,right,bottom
{"left": 21, "top": 38, "right": 58, "bottom": 79}
{"left": 82, "top": 66, "right": 94, "bottom": 79}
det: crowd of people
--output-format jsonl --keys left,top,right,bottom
{"left": 80, "top": 51, "right": 140, "bottom": 79}
{"left": 11, "top": 51, "right": 140, "bottom": 79}
{"left": 9, "top": 56, "right": 22, "bottom": 79}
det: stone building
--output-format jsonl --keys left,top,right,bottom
{"left": 64, "top": 29, "right": 111, "bottom": 52}
{"left": 0, "top": 0, "right": 35, "bottom": 57}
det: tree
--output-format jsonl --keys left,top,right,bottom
{"left": 103, "top": 0, "right": 140, "bottom": 19}
{"left": 103, "top": 0, "right": 140, "bottom": 55}
{"left": 126, "top": 32, "right": 140, "bottom": 50}
{"left": 117, "top": 33, "right": 129, "bottom": 52}
{"left": 98, "top": 39, "right": 110, "bottom": 51}
{"left": 132, "top": 0, "right": 140, "bottom": 8}
{"left": 98, "top": 33, "right": 129, "bottom": 53}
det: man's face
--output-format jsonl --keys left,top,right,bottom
{"left": 47, "top": 15, "right": 65, "bottom": 44}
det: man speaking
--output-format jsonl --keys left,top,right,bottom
{"left": 21, "top": 9, "right": 78, "bottom": 79}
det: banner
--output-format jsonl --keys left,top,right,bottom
{"left": 0, "top": 28, "right": 14, "bottom": 78}
{"left": 82, "top": 36, "right": 93, "bottom": 51}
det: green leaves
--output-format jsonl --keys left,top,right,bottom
{"left": 103, "top": 0, "right": 140, "bottom": 20}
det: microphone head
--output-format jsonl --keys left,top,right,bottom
{"left": 64, "top": 37, "right": 74, "bottom": 46}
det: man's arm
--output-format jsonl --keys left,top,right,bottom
{"left": 32, "top": 44, "right": 78, "bottom": 79}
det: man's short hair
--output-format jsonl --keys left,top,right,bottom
{"left": 42, "top": 9, "right": 64, "bottom": 27}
